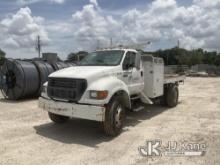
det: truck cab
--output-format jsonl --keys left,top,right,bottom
{"left": 39, "top": 48, "right": 185, "bottom": 136}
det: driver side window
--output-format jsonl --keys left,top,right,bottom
{"left": 123, "top": 52, "right": 136, "bottom": 70}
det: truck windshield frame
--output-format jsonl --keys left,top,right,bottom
{"left": 79, "top": 50, "right": 125, "bottom": 66}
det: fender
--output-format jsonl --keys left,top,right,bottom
{"left": 79, "top": 76, "right": 131, "bottom": 108}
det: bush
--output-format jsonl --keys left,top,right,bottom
{"left": 0, "top": 49, "right": 6, "bottom": 66}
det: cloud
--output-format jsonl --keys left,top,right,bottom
{"left": 17, "top": 0, "right": 41, "bottom": 5}
{"left": 193, "top": 0, "right": 220, "bottom": 8}
{"left": 72, "top": 1, "right": 119, "bottom": 50}
{"left": 0, "top": 7, "right": 49, "bottom": 49}
{"left": 2, "top": 0, "right": 220, "bottom": 58}
{"left": 69, "top": 0, "right": 220, "bottom": 51}
{"left": 89, "top": 0, "right": 98, "bottom": 7}
{"left": 151, "top": 0, "right": 177, "bottom": 10}
{"left": 50, "top": 0, "right": 65, "bottom": 4}
{"left": 17, "top": 0, "right": 65, "bottom": 5}
{"left": 46, "top": 21, "right": 72, "bottom": 33}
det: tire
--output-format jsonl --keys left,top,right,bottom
{"left": 165, "top": 85, "right": 179, "bottom": 107}
{"left": 48, "top": 112, "right": 69, "bottom": 124}
{"left": 103, "top": 95, "right": 126, "bottom": 136}
{"left": 160, "top": 88, "right": 167, "bottom": 106}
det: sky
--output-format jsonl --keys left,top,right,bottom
{"left": 0, "top": 0, "right": 220, "bottom": 59}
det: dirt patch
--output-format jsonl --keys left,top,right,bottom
{"left": 0, "top": 77, "right": 220, "bottom": 165}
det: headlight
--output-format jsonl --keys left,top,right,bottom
{"left": 90, "top": 90, "right": 108, "bottom": 100}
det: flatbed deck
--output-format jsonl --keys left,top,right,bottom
{"left": 164, "top": 74, "right": 185, "bottom": 84}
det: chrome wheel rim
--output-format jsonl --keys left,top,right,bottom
{"left": 115, "top": 106, "right": 123, "bottom": 128}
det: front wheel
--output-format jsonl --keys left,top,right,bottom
{"left": 48, "top": 112, "right": 69, "bottom": 124}
{"left": 103, "top": 96, "right": 126, "bottom": 136}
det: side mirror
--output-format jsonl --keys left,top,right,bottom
{"left": 123, "top": 63, "right": 133, "bottom": 70}
{"left": 123, "top": 63, "right": 129, "bottom": 70}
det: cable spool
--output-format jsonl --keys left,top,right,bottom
{"left": 32, "top": 61, "right": 55, "bottom": 96}
{"left": 0, "top": 59, "right": 39, "bottom": 100}
{"left": 0, "top": 58, "right": 76, "bottom": 100}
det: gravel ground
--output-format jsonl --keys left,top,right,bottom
{"left": 0, "top": 77, "right": 220, "bottom": 165}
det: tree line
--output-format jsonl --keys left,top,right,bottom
{"left": 1, "top": 47, "right": 220, "bottom": 66}
{"left": 0, "top": 49, "right": 6, "bottom": 65}
{"left": 67, "top": 47, "right": 220, "bottom": 66}
{"left": 145, "top": 47, "right": 220, "bottom": 66}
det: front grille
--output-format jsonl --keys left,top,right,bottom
{"left": 49, "top": 78, "right": 77, "bottom": 88}
{"left": 47, "top": 78, "right": 87, "bottom": 102}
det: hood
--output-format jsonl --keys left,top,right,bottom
{"left": 49, "top": 66, "right": 117, "bottom": 80}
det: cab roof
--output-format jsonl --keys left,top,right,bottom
{"left": 96, "top": 48, "right": 138, "bottom": 53}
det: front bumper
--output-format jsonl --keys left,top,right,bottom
{"left": 39, "top": 97, "right": 105, "bottom": 122}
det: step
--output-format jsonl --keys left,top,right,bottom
{"left": 133, "top": 106, "right": 145, "bottom": 112}
{"left": 130, "top": 96, "right": 140, "bottom": 100}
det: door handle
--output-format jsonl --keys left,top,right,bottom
{"left": 141, "top": 71, "right": 143, "bottom": 77}
{"left": 123, "top": 71, "right": 132, "bottom": 77}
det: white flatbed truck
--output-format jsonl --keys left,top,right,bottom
{"left": 39, "top": 48, "right": 185, "bottom": 136}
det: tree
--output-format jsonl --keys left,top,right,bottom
{"left": 188, "top": 49, "right": 203, "bottom": 66}
{"left": 0, "top": 48, "right": 6, "bottom": 66}
{"left": 214, "top": 55, "right": 220, "bottom": 66}
{"left": 146, "top": 47, "right": 220, "bottom": 67}
{"left": 203, "top": 51, "right": 217, "bottom": 65}
{"left": 67, "top": 52, "right": 76, "bottom": 61}
{"left": 67, "top": 51, "right": 88, "bottom": 63}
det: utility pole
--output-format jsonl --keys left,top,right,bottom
{"left": 110, "top": 38, "right": 113, "bottom": 48}
{"left": 36, "top": 35, "right": 41, "bottom": 58}
{"left": 96, "top": 39, "right": 100, "bottom": 50}
{"left": 176, "top": 39, "right": 180, "bottom": 66}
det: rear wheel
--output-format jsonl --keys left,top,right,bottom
{"left": 165, "top": 85, "right": 179, "bottom": 107}
{"left": 48, "top": 112, "right": 69, "bottom": 124}
{"left": 103, "top": 95, "right": 126, "bottom": 136}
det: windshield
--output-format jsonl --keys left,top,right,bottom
{"left": 79, "top": 50, "right": 124, "bottom": 66}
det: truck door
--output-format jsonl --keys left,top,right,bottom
{"left": 122, "top": 51, "right": 143, "bottom": 94}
